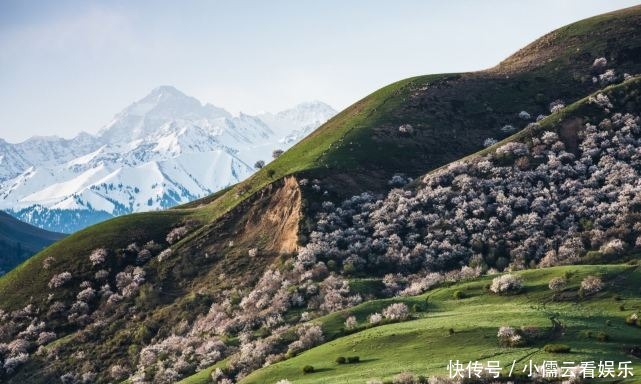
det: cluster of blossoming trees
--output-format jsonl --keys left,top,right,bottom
{"left": 297, "top": 103, "right": 641, "bottom": 280}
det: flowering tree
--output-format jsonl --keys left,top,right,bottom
{"left": 548, "top": 277, "right": 567, "bottom": 292}
{"left": 497, "top": 326, "right": 522, "bottom": 347}
{"left": 344, "top": 316, "right": 357, "bottom": 330}
{"left": 490, "top": 274, "right": 523, "bottom": 294}
{"left": 382, "top": 303, "right": 410, "bottom": 321}
{"left": 592, "top": 57, "right": 607, "bottom": 68}
{"left": 369, "top": 313, "right": 383, "bottom": 325}
{"left": 580, "top": 275, "right": 603, "bottom": 296}
{"left": 48, "top": 272, "right": 72, "bottom": 289}
{"left": 89, "top": 248, "right": 107, "bottom": 266}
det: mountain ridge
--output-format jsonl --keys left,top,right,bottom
{"left": 0, "top": 211, "right": 65, "bottom": 276}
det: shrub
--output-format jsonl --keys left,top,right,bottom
{"left": 302, "top": 365, "right": 315, "bottom": 374}
{"left": 109, "top": 364, "right": 129, "bottom": 380}
{"left": 592, "top": 57, "right": 607, "bottom": 68}
{"left": 600, "top": 239, "right": 626, "bottom": 256}
{"left": 157, "top": 248, "right": 173, "bottom": 262}
{"left": 369, "top": 312, "right": 383, "bottom": 324}
{"left": 544, "top": 344, "right": 571, "bottom": 353}
{"left": 549, "top": 100, "right": 565, "bottom": 113}
{"left": 548, "top": 277, "right": 567, "bottom": 292}
{"left": 393, "top": 372, "right": 416, "bottom": 384}
{"left": 335, "top": 356, "right": 346, "bottom": 364}
{"left": 344, "top": 315, "right": 358, "bottom": 330}
{"left": 626, "top": 313, "right": 639, "bottom": 326}
{"left": 596, "top": 331, "right": 610, "bottom": 342}
{"left": 580, "top": 275, "right": 603, "bottom": 296}
{"left": 254, "top": 160, "right": 265, "bottom": 169}
{"left": 166, "top": 226, "right": 189, "bottom": 244}
{"left": 398, "top": 124, "right": 414, "bottom": 134}
{"left": 599, "top": 69, "right": 617, "bottom": 85}
{"left": 497, "top": 326, "right": 523, "bottom": 347}
{"left": 382, "top": 303, "right": 410, "bottom": 321}
{"left": 272, "top": 149, "right": 284, "bottom": 158}
{"left": 287, "top": 324, "right": 324, "bottom": 355}
{"left": 453, "top": 290, "right": 465, "bottom": 300}
{"left": 490, "top": 274, "right": 523, "bottom": 294}
{"left": 89, "top": 248, "right": 108, "bottom": 266}
{"left": 48, "top": 272, "right": 72, "bottom": 289}
{"left": 347, "top": 356, "right": 360, "bottom": 364}
{"left": 483, "top": 138, "right": 497, "bottom": 147}
{"left": 3, "top": 353, "right": 29, "bottom": 374}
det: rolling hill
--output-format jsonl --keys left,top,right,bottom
{"left": 1, "top": 5, "right": 641, "bottom": 384}
{"left": 0, "top": 212, "right": 64, "bottom": 275}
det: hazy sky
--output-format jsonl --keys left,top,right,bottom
{"left": 0, "top": 0, "right": 638, "bottom": 143}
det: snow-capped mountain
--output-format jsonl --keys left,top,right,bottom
{"left": 259, "top": 101, "right": 338, "bottom": 144}
{"left": 0, "top": 86, "right": 336, "bottom": 233}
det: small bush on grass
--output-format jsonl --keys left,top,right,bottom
{"left": 302, "top": 365, "right": 315, "bottom": 374}
{"left": 490, "top": 274, "right": 523, "bottom": 295}
{"left": 544, "top": 344, "right": 571, "bottom": 353}
{"left": 579, "top": 275, "right": 603, "bottom": 297}
{"left": 336, "top": 356, "right": 346, "bottom": 364}
{"left": 453, "top": 290, "right": 465, "bottom": 300}
{"left": 347, "top": 356, "right": 360, "bottom": 364}
{"left": 596, "top": 331, "right": 610, "bottom": 342}
{"left": 497, "top": 326, "right": 524, "bottom": 347}
{"left": 548, "top": 277, "right": 567, "bottom": 292}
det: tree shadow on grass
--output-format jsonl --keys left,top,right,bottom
{"left": 310, "top": 367, "right": 335, "bottom": 373}
{"left": 358, "top": 358, "right": 380, "bottom": 363}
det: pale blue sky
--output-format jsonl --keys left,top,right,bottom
{"left": 0, "top": 0, "right": 638, "bottom": 143}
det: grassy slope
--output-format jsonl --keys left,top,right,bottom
{"left": 0, "top": 210, "right": 191, "bottom": 309}
{"left": 0, "top": 212, "right": 65, "bottom": 273}
{"left": 240, "top": 264, "right": 641, "bottom": 383}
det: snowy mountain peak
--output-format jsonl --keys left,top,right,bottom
{"left": 277, "top": 100, "right": 336, "bottom": 123}
{"left": 99, "top": 86, "right": 231, "bottom": 143}
{"left": 0, "top": 87, "right": 337, "bottom": 233}
{"left": 148, "top": 85, "right": 188, "bottom": 98}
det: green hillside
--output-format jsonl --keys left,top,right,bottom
{"left": 239, "top": 264, "right": 641, "bottom": 383}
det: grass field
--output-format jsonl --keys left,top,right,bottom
{"left": 227, "top": 264, "right": 641, "bottom": 383}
